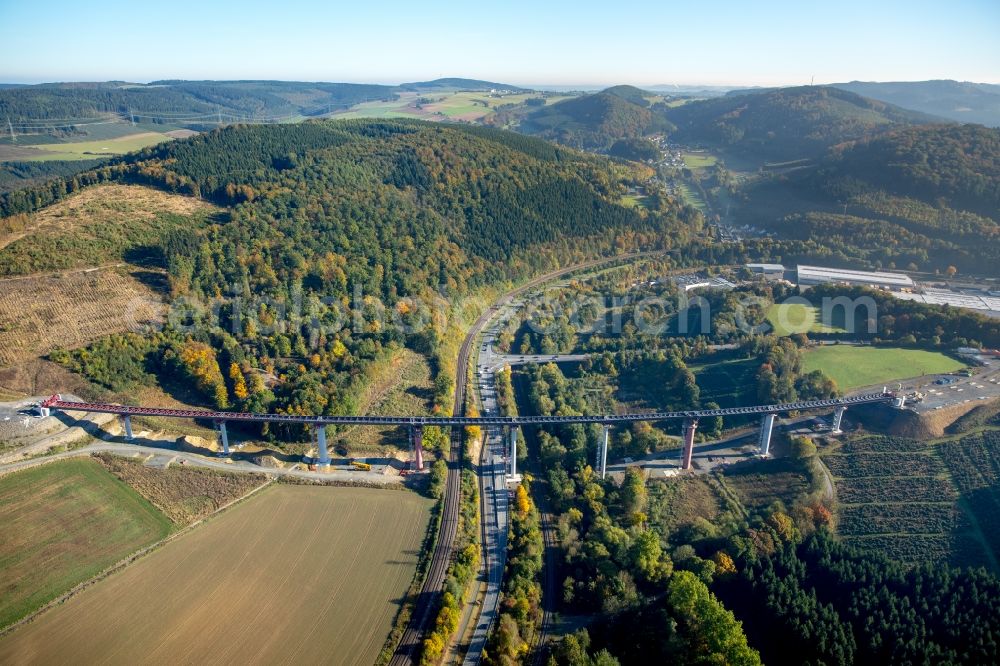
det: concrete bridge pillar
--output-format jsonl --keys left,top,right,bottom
{"left": 509, "top": 427, "right": 518, "bottom": 478}
{"left": 215, "top": 420, "right": 229, "bottom": 455}
{"left": 831, "top": 406, "right": 846, "bottom": 434}
{"left": 599, "top": 424, "right": 610, "bottom": 479}
{"left": 315, "top": 423, "right": 330, "bottom": 467}
{"left": 410, "top": 425, "right": 424, "bottom": 471}
{"left": 122, "top": 414, "right": 134, "bottom": 440}
{"left": 758, "top": 413, "right": 775, "bottom": 456}
{"left": 681, "top": 418, "right": 698, "bottom": 470}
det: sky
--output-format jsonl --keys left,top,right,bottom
{"left": 1, "top": 0, "right": 998, "bottom": 86}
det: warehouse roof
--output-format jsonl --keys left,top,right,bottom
{"left": 797, "top": 265, "right": 914, "bottom": 288}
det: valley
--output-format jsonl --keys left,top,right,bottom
{"left": 1, "top": 56, "right": 1000, "bottom": 666}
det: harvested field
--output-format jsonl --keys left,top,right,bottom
{"left": 649, "top": 475, "right": 723, "bottom": 537}
{"left": 94, "top": 453, "right": 269, "bottom": 524}
{"left": 0, "top": 267, "right": 164, "bottom": 367}
{"left": 721, "top": 457, "right": 811, "bottom": 511}
{"left": 26, "top": 132, "right": 171, "bottom": 161}
{"left": 0, "top": 358, "right": 93, "bottom": 398}
{"left": 336, "top": 348, "right": 434, "bottom": 455}
{"left": 0, "top": 183, "right": 220, "bottom": 274}
{"left": 0, "top": 484, "right": 433, "bottom": 665}
{"left": 0, "top": 458, "right": 171, "bottom": 629}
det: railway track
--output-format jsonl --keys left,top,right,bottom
{"left": 393, "top": 254, "right": 656, "bottom": 665}
{"left": 389, "top": 319, "right": 474, "bottom": 665}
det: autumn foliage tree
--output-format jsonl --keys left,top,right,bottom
{"left": 175, "top": 341, "right": 229, "bottom": 408}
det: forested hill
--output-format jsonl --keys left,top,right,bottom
{"left": 2, "top": 119, "right": 687, "bottom": 293}
{"left": 399, "top": 78, "right": 528, "bottom": 92}
{"left": 520, "top": 87, "right": 674, "bottom": 151}
{"left": 734, "top": 123, "right": 1000, "bottom": 275}
{"left": 832, "top": 80, "right": 1000, "bottom": 127}
{"left": 0, "top": 80, "right": 399, "bottom": 123}
{"left": 665, "top": 86, "right": 940, "bottom": 162}
{"left": 138, "top": 119, "right": 685, "bottom": 292}
{"left": 824, "top": 123, "right": 1000, "bottom": 217}
{"left": 1, "top": 119, "right": 690, "bottom": 421}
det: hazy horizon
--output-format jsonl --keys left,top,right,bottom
{"left": 2, "top": 0, "right": 998, "bottom": 87}
{"left": 1, "top": 77, "right": 998, "bottom": 90}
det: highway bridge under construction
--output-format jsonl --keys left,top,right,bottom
{"left": 38, "top": 390, "right": 902, "bottom": 475}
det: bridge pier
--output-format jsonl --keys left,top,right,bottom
{"left": 509, "top": 427, "right": 518, "bottom": 478}
{"left": 122, "top": 414, "right": 134, "bottom": 440}
{"left": 681, "top": 418, "right": 698, "bottom": 470}
{"left": 215, "top": 420, "right": 229, "bottom": 456}
{"left": 599, "top": 424, "right": 610, "bottom": 479}
{"left": 410, "top": 425, "right": 424, "bottom": 471}
{"left": 758, "top": 413, "right": 775, "bottom": 456}
{"left": 831, "top": 406, "right": 846, "bottom": 434}
{"left": 315, "top": 424, "right": 330, "bottom": 467}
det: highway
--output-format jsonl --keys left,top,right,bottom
{"left": 462, "top": 305, "right": 514, "bottom": 664}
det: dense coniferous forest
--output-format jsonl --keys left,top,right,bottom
{"left": 5, "top": 77, "right": 1000, "bottom": 666}
{"left": 0, "top": 159, "right": 106, "bottom": 192}
{"left": 824, "top": 123, "right": 1000, "bottom": 216}
{"left": 830, "top": 80, "right": 1000, "bottom": 127}
{"left": 716, "top": 531, "right": 1000, "bottom": 665}
{"left": 0, "top": 80, "right": 400, "bottom": 122}
{"left": 664, "top": 86, "right": 937, "bottom": 161}
{"left": 521, "top": 87, "right": 674, "bottom": 152}
{"left": 728, "top": 122, "right": 1000, "bottom": 275}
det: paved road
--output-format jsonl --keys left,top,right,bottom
{"left": 0, "top": 395, "right": 117, "bottom": 464}
{"left": 0, "top": 439, "right": 405, "bottom": 483}
{"left": 484, "top": 353, "right": 591, "bottom": 370}
{"left": 900, "top": 358, "right": 1000, "bottom": 413}
{"left": 463, "top": 311, "right": 513, "bottom": 665}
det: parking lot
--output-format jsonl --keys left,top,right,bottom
{"left": 897, "top": 355, "right": 1000, "bottom": 413}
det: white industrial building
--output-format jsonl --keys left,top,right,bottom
{"left": 894, "top": 289, "right": 1000, "bottom": 316}
{"left": 796, "top": 265, "right": 914, "bottom": 291}
{"left": 745, "top": 263, "right": 786, "bottom": 281}
{"left": 674, "top": 274, "right": 737, "bottom": 292}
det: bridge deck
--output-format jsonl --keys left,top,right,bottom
{"left": 42, "top": 392, "right": 894, "bottom": 426}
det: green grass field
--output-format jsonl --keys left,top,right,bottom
{"left": 25, "top": 132, "right": 172, "bottom": 161}
{"left": 619, "top": 194, "right": 652, "bottom": 209}
{"left": 681, "top": 152, "right": 717, "bottom": 168}
{"left": 802, "top": 345, "right": 965, "bottom": 390}
{"left": 675, "top": 181, "right": 708, "bottom": 212}
{"left": 766, "top": 302, "right": 845, "bottom": 336}
{"left": 334, "top": 91, "right": 572, "bottom": 122}
{"left": 0, "top": 458, "right": 172, "bottom": 628}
